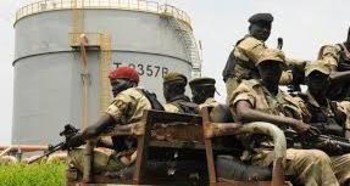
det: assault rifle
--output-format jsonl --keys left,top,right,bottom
{"left": 28, "top": 124, "right": 80, "bottom": 164}
{"left": 285, "top": 129, "right": 350, "bottom": 155}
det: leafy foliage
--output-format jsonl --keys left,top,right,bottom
{"left": 0, "top": 162, "right": 66, "bottom": 186}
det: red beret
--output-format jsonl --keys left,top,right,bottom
{"left": 109, "top": 66, "right": 139, "bottom": 83}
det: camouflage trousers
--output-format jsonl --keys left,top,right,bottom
{"left": 68, "top": 147, "right": 135, "bottom": 173}
{"left": 331, "top": 153, "right": 350, "bottom": 185}
{"left": 253, "top": 148, "right": 339, "bottom": 186}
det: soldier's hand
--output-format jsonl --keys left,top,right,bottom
{"left": 64, "top": 132, "right": 85, "bottom": 149}
{"left": 295, "top": 122, "right": 320, "bottom": 140}
{"left": 132, "top": 121, "right": 145, "bottom": 136}
{"left": 316, "top": 138, "right": 343, "bottom": 154}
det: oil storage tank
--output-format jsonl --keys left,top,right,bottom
{"left": 12, "top": 0, "right": 201, "bottom": 144}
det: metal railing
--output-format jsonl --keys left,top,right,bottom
{"left": 15, "top": 0, "right": 191, "bottom": 26}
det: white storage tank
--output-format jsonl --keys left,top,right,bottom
{"left": 12, "top": 0, "right": 201, "bottom": 144}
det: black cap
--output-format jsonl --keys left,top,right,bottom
{"left": 189, "top": 77, "right": 216, "bottom": 89}
{"left": 248, "top": 13, "right": 274, "bottom": 24}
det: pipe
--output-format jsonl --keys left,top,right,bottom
{"left": 0, "top": 145, "right": 48, "bottom": 152}
{"left": 80, "top": 33, "right": 90, "bottom": 130}
{"left": 0, "top": 146, "right": 13, "bottom": 157}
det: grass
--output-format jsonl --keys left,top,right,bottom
{"left": 0, "top": 162, "right": 66, "bottom": 186}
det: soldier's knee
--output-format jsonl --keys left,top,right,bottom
{"left": 340, "top": 153, "right": 350, "bottom": 160}
{"left": 308, "top": 149, "right": 331, "bottom": 162}
{"left": 294, "top": 149, "right": 331, "bottom": 163}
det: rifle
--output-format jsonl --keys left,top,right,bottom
{"left": 285, "top": 129, "right": 350, "bottom": 155}
{"left": 277, "top": 37, "right": 283, "bottom": 50}
{"left": 28, "top": 124, "right": 80, "bottom": 164}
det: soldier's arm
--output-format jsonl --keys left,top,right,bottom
{"left": 336, "top": 101, "right": 350, "bottom": 140}
{"left": 330, "top": 71, "right": 350, "bottom": 84}
{"left": 66, "top": 114, "right": 115, "bottom": 148}
{"left": 83, "top": 114, "right": 116, "bottom": 139}
{"left": 83, "top": 93, "right": 133, "bottom": 139}
{"left": 234, "top": 100, "right": 310, "bottom": 134}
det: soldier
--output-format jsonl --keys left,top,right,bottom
{"left": 189, "top": 77, "right": 234, "bottom": 122}
{"left": 230, "top": 49, "right": 339, "bottom": 186}
{"left": 189, "top": 77, "right": 218, "bottom": 108}
{"left": 318, "top": 26, "right": 350, "bottom": 101}
{"left": 301, "top": 61, "right": 350, "bottom": 185}
{"left": 67, "top": 66, "right": 162, "bottom": 173}
{"left": 222, "top": 13, "right": 306, "bottom": 101}
{"left": 163, "top": 72, "right": 199, "bottom": 114}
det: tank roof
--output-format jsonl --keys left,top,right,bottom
{"left": 15, "top": 0, "right": 192, "bottom": 27}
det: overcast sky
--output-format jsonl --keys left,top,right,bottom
{"left": 0, "top": 0, "right": 349, "bottom": 145}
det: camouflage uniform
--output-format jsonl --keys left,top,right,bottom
{"left": 301, "top": 62, "right": 350, "bottom": 184}
{"left": 318, "top": 44, "right": 350, "bottom": 101}
{"left": 229, "top": 79, "right": 339, "bottom": 186}
{"left": 69, "top": 87, "right": 152, "bottom": 173}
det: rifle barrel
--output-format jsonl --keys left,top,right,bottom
{"left": 27, "top": 142, "right": 65, "bottom": 164}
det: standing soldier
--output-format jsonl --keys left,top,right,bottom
{"left": 162, "top": 72, "right": 199, "bottom": 114}
{"left": 67, "top": 66, "right": 162, "bottom": 174}
{"left": 222, "top": 13, "right": 305, "bottom": 101}
{"left": 318, "top": 26, "right": 350, "bottom": 101}
{"left": 300, "top": 61, "right": 350, "bottom": 185}
{"left": 230, "top": 49, "right": 339, "bottom": 186}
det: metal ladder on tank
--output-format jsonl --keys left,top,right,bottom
{"left": 70, "top": 0, "right": 113, "bottom": 125}
{"left": 99, "top": 33, "right": 112, "bottom": 114}
{"left": 162, "top": 14, "right": 202, "bottom": 78}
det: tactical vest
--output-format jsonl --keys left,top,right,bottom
{"left": 222, "top": 38, "right": 258, "bottom": 82}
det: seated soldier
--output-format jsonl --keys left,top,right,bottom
{"left": 67, "top": 66, "right": 162, "bottom": 174}
{"left": 162, "top": 72, "right": 199, "bottom": 114}
{"left": 317, "top": 26, "right": 350, "bottom": 101}
{"left": 189, "top": 77, "right": 218, "bottom": 108}
{"left": 230, "top": 49, "right": 339, "bottom": 186}
{"left": 189, "top": 77, "right": 235, "bottom": 123}
{"left": 301, "top": 61, "right": 350, "bottom": 185}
